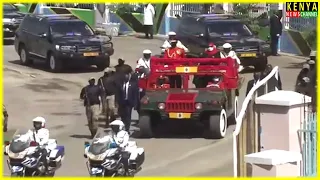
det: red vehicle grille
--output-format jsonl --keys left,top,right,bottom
{"left": 165, "top": 102, "right": 195, "bottom": 112}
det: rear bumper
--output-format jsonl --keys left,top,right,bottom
{"left": 238, "top": 52, "right": 268, "bottom": 67}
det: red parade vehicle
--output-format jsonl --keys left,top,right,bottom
{"left": 136, "top": 56, "right": 243, "bottom": 139}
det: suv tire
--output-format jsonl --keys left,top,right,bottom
{"left": 48, "top": 54, "right": 63, "bottom": 73}
{"left": 96, "top": 56, "right": 110, "bottom": 71}
{"left": 19, "top": 45, "right": 32, "bottom": 65}
{"left": 207, "top": 109, "right": 227, "bottom": 139}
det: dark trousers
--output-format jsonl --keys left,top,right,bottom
{"left": 169, "top": 75, "right": 182, "bottom": 88}
{"left": 270, "top": 35, "right": 279, "bottom": 55}
{"left": 144, "top": 25, "right": 153, "bottom": 39}
{"left": 118, "top": 101, "right": 133, "bottom": 131}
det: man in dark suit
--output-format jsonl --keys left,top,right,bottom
{"left": 246, "top": 72, "right": 265, "bottom": 97}
{"left": 117, "top": 73, "right": 140, "bottom": 132}
{"left": 264, "top": 64, "right": 282, "bottom": 92}
{"left": 269, "top": 10, "right": 283, "bottom": 56}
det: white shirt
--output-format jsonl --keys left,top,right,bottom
{"left": 136, "top": 58, "right": 150, "bottom": 78}
{"left": 220, "top": 51, "right": 241, "bottom": 65}
{"left": 123, "top": 81, "right": 130, "bottom": 100}
{"left": 162, "top": 40, "right": 189, "bottom": 52}
{"left": 143, "top": 4, "right": 155, "bottom": 25}
{"left": 26, "top": 128, "right": 50, "bottom": 146}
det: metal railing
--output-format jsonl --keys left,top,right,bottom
{"left": 233, "top": 66, "right": 279, "bottom": 177}
{"left": 299, "top": 106, "right": 317, "bottom": 177}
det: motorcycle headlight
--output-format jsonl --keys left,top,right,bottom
{"left": 8, "top": 151, "right": 25, "bottom": 159}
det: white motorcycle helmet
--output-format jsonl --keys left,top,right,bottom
{"left": 109, "top": 120, "right": 125, "bottom": 133}
{"left": 222, "top": 43, "right": 232, "bottom": 54}
{"left": 32, "top": 116, "right": 46, "bottom": 130}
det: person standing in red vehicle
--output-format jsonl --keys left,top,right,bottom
{"left": 164, "top": 39, "right": 185, "bottom": 88}
{"left": 204, "top": 42, "right": 220, "bottom": 57}
{"left": 164, "top": 39, "right": 186, "bottom": 59}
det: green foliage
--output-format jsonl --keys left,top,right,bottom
{"left": 109, "top": 4, "right": 144, "bottom": 15}
{"left": 302, "top": 28, "right": 317, "bottom": 50}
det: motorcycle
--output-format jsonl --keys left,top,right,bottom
{"left": 84, "top": 132, "right": 145, "bottom": 177}
{"left": 4, "top": 130, "right": 65, "bottom": 177}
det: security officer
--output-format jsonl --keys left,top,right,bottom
{"left": 80, "top": 77, "right": 102, "bottom": 138}
{"left": 98, "top": 67, "right": 118, "bottom": 127}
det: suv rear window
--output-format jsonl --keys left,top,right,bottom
{"left": 50, "top": 21, "right": 94, "bottom": 37}
{"left": 207, "top": 21, "right": 252, "bottom": 37}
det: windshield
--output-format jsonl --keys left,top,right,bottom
{"left": 3, "top": 4, "right": 18, "bottom": 12}
{"left": 208, "top": 21, "right": 252, "bottom": 37}
{"left": 9, "top": 132, "right": 31, "bottom": 153}
{"left": 50, "top": 21, "right": 94, "bottom": 37}
{"left": 89, "top": 140, "right": 111, "bottom": 155}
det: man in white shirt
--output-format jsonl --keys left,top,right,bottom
{"left": 161, "top": 31, "right": 188, "bottom": 52}
{"left": 143, "top": 3, "right": 155, "bottom": 39}
{"left": 220, "top": 43, "right": 244, "bottom": 72}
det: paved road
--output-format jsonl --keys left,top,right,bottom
{"left": 3, "top": 36, "right": 304, "bottom": 176}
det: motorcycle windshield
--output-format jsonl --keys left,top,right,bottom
{"left": 9, "top": 130, "right": 31, "bottom": 153}
{"left": 88, "top": 140, "right": 111, "bottom": 156}
{"left": 9, "top": 139, "right": 31, "bottom": 153}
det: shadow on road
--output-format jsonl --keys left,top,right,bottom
{"left": 131, "top": 121, "right": 228, "bottom": 140}
{"left": 3, "top": 39, "right": 14, "bottom": 46}
{"left": 8, "top": 60, "right": 103, "bottom": 74}
{"left": 70, "top": 134, "right": 92, "bottom": 139}
{"left": 283, "top": 62, "right": 305, "bottom": 69}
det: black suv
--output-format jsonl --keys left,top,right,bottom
{"left": 14, "top": 14, "right": 114, "bottom": 72}
{"left": 3, "top": 4, "right": 25, "bottom": 38}
{"left": 176, "top": 14, "right": 270, "bottom": 70}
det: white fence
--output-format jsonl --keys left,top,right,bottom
{"left": 232, "top": 66, "right": 279, "bottom": 177}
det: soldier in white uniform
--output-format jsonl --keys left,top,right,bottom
{"left": 136, "top": 49, "right": 152, "bottom": 78}
{"left": 161, "top": 31, "right": 188, "bottom": 52}
{"left": 220, "top": 43, "right": 243, "bottom": 72}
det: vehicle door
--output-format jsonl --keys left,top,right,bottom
{"left": 188, "top": 20, "right": 207, "bottom": 56}
{"left": 176, "top": 17, "right": 193, "bottom": 51}
{"left": 15, "top": 16, "right": 32, "bottom": 53}
{"left": 36, "top": 19, "right": 50, "bottom": 59}
{"left": 30, "top": 18, "right": 48, "bottom": 60}
{"left": 26, "top": 17, "right": 43, "bottom": 59}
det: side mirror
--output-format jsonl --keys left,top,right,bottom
{"left": 84, "top": 141, "right": 90, "bottom": 148}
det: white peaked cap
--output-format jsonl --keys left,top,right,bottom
{"left": 222, "top": 43, "right": 232, "bottom": 48}
{"left": 168, "top": 31, "right": 176, "bottom": 36}
{"left": 143, "top": 49, "right": 152, "bottom": 54}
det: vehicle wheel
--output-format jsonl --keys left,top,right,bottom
{"left": 48, "top": 54, "right": 63, "bottom": 73}
{"left": 139, "top": 115, "right": 153, "bottom": 138}
{"left": 207, "top": 109, "right": 227, "bottom": 139}
{"left": 229, "top": 96, "right": 239, "bottom": 125}
{"left": 19, "top": 45, "right": 32, "bottom": 65}
{"left": 96, "top": 57, "right": 110, "bottom": 71}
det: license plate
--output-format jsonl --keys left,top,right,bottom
{"left": 169, "top": 113, "right": 191, "bottom": 119}
{"left": 240, "top": 53, "right": 256, "bottom": 57}
{"left": 83, "top": 52, "right": 99, "bottom": 57}
{"left": 175, "top": 66, "right": 198, "bottom": 73}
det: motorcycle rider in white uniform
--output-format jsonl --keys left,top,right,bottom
{"left": 161, "top": 31, "right": 188, "bottom": 52}
{"left": 136, "top": 49, "right": 152, "bottom": 78}
{"left": 220, "top": 43, "right": 244, "bottom": 72}
{"left": 109, "top": 120, "right": 131, "bottom": 175}
{"left": 26, "top": 116, "right": 50, "bottom": 172}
